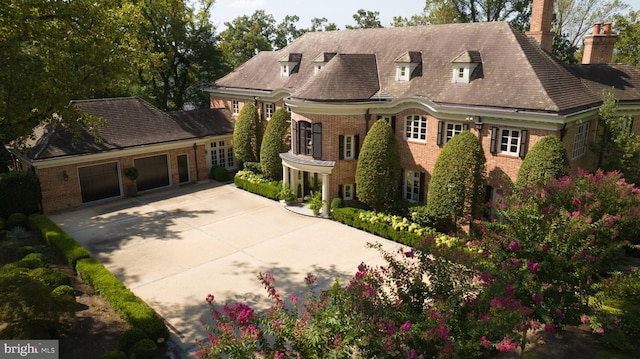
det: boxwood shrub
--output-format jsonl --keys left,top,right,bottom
{"left": 29, "top": 214, "right": 91, "bottom": 268}
{"left": 234, "top": 170, "right": 280, "bottom": 200}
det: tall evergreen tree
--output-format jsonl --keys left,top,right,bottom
{"left": 233, "top": 103, "right": 262, "bottom": 164}
{"left": 260, "top": 109, "right": 290, "bottom": 180}
{"left": 426, "top": 131, "right": 486, "bottom": 232}
{"left": 355, "top": 119, "right": 402, "bottom": 212}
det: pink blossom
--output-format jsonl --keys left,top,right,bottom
{"left": 544, "top": 323, "right": 554, "bottom": 333}
{"left": 480, "top": 336, "right": 492, "bottom": 348}
{"left": 496, "top": 336, "right": 519, "bottom": 352}
{"left": 405, "top": 248, "right": 416, "bottom": 258}
{"left": 290, "top": 292, "right": 298, "bottom": 304}
{"left": 581, "top": 315, "right": 589, "bottom": 324}
{"left": 505, "top": 284, "right": 514, "bottom": 296}
{"left": 556, "top": 309, "right": 565, "bottom": 319}
{"left": 533, "top": 293, "right": 544, "bottom": 303}
{"left": 400, "top": 320, "right": 412, "bottom": 332}
{"left": 407, "top": 349, "right": 417, "bottom": 359}
{"left": 509, "top": 241, "right": 521, "bottom": 251}
{"left": 572, "top": 211, "right": 581, "bottom": 217}
{"left": 572, "top": 197, "right": 581, "bottom": 206}
{"left": 527, "top": 261, "right": 539, "bottom": 272}
{"left": 206, "top": 294, "right": 215, "bottom": 304}
{"left": 541, "top": 206, "right": 550, "bottom": 214}
{"left": 593, "top": 327, "right": 604, "bottom": 334}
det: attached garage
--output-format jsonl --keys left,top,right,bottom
{"left": 135, "top": 155, "right": 170, "bottom": 192}
{"left": 78, "top": 162, "right": 121, "bottom": 203}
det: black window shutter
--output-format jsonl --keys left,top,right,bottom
{"left": 519, "top": 129, "right": 529, "bottom": 159}
{"left": 299, "top": 123, "right": 307, "bottom": 155}
{"left": 354, "top": 134, "right": 360, "bottom": 159}
{"left": 391, "top": 116, "right": 397, "bottom": 133}
{"left": 419, "top": 172, "right": 426, "bottom": 203}
{"left": 339, "top": 135, "right": 344, "bottom": 160}
{"left": 312, "top": 122, "right": 322, "bottom": 159}
{"left": 291, "top": 120, "right": 298, "bottom": 154}
{"left": 353, "top": 183, "right": 357, "bottom": 200}
{"left": 463, "top": 123, "right": 469, "bottom": 131}
{"left": 338, "top": 184, "right": 343, "bottom": 198}
{"left": 490, "top": 127, "right": 498, "bottom": 154}
{"left": 437, "top": 121, "right": 444, "bottom": 146}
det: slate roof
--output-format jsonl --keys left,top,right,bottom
{"left": 212, "top": 22, "right": 640, "bottom": 114}
{"left": 24, "top": 97, "right": 234, "bottom": 160}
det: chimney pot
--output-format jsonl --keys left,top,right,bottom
{"left": 593, "top": 22, "right": 602, "bottom": 35}
{"left": 603, "top": 22, "right": 612, "bottom": 34}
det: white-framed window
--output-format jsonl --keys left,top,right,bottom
{"left": 458, "top": 67, "right": 465, "bottom": 78}
{"left": 499, "top": 128, "right": 521, "bottom": 155}
{"left": 572, "top": 122, "right": 589, "bottom": 159}
{"left": 344, "top": 135, "right": 354, "bottom": 160}
{"left": 280, "top": 64, "right": 289, "bottom": 77}
{"left": 446, "top": 123, "right": 463, "bottom": 142}
{"left": 343, "top": 184, "right": 354, "bottom": 200}
{"left": 405, "top": 170, "right": 422, "bottom": 202}
{"left": 265, "top": 103, "right": 275, "bottom": 119}
{"left": 396, "top": 65, "right": 409, "bottom": 81}
{"left": 232, "top": 99, "right": 239, "bottom": 114}
{"left": 405, "top": 115, "right": 427, "bottom": 142}
{"left": 210, "top": 140, "right": 235, "bottom": 169}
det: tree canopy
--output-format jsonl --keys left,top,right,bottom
{"left": 613, "top": 9, "right": 640, "bottom": 67}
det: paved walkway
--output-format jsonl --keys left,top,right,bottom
{"left": 48, "top": 181, "right": 402, "bottom": 357}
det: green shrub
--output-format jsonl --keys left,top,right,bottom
{"left": 0, "top": 171, "right": 41, "bottom": 217}
{"left": 118, "top": 328, "right": 147, "bottom": 353}
{"left": 355, "top": 119, "right": 402, "bottom": 212}
{"left": 52, "top": 284, "right": 75, "bottom": 297}
{"left": 516, "top": 135, "right": 569, "bottom": 190}
{"left": 17, "top": 252, "right": 46, "bottom": 269}
{"left": 426, "top": 131, "right": 486, "bottom": 233}
{"left": 260, "top": 108, "right": 290, "bottom": 180}
{"left": 100, "top": 351, "right": 127, "bottom": 359}
{"left": 233, "top": 102, "right": 262, "bottom": 163}
{"left": 29, "top": 214, "right": 91, "bottom": 268}
{"left": 243, "top": 161, "right": 262, "bottom": 174}
{"left": 75, "top": 258, "right": 169, "bottom": 341}
{"left": 6, "top": 213, "right": 28, "bottom": 230}
{"left": 29, "top": 267, "right": 73, "bottom": 289}
{"left": 17, "top": 246, "right": 35, "bottom": 258}
{"left": 210, "top": 166, "right": 230, "bottom": 181}
{"left": 234, "top": 171, "right": 280, "bottom": 200}
{"left": 331, "top": 197, "right": 344, "bottom": 211}
{"left": 0, "top": 217, "right": 4, "bottom": 231}
{"left": 128, "top": 338, "right": 157, "bottom": 359}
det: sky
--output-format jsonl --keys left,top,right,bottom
{"left": 207, "top": 0, "right": 640, "bottom": 31}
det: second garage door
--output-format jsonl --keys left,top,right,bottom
{"left": 134, "top": 155, "right": 170, "bottom": 192}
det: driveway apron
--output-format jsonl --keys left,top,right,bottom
{"left": 48, "top": 181, "right": 402, "bottom": 357}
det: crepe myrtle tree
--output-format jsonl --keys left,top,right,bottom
{"left": 426, "top": 130, "right": 487, "bottom": 233}
{"left": 233, "top": 102, "right": 262, "bottom": 163}
{"left": 516, "top": 135, "right": 569, "bottom": 191}
{"left": 260, "top": 108, "right": 290, "bottom": 180}
{"left": 355, "top": 119, "right": 402, "bottom": 212}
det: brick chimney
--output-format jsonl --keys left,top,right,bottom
{"left": 582, "top": 21, "right": 618, "bottom": 64}
{"left": 527, "top": 0, "right": 555, "bottom": 52}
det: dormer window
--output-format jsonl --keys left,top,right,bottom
{"left": 451, "top": 51, "right": 482, "bottom": 84}
{"left": 278, "top": 52, "right": 302, "bottom": 77}
{"left": 313, "top": 52, "right": 337, "bottom": 75}
{"left": 394, "top": 51, "right": 422, "bottom": 81}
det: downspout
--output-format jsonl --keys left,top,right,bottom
{"left": 193, "top": 143, "right": 199, "bottom": 181}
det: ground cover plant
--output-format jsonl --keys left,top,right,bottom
{"left": 199, "top": 169, "right": 640, "bottom": 358}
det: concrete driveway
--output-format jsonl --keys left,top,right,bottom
{"left": 48, "top": 181, "right": 402, "bottom": 357}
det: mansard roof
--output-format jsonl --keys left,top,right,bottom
{"left": 212, "top": 22, "right": 640, "bottom": 114}
{"left": 23, "top": 97, "right": 233, "bottom": 160}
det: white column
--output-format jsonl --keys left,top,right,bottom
{"left": 282, "top": 162, "right": 289, "bottom": 188}
{"left": 321, "top": 173, "right": 330, "bottom": 218}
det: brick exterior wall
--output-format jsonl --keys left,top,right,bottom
{"left": 34, "top": 144, "right": 209, "bottom": 213}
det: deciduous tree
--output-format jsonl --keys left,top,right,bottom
{"left": 218, "top": 10, "right": 276, "bottom": 69}
{"left": 346, "top": 9, "right": 383, "bottom": 29}
{"left": 613, "top": 9, "right": 640, "bottom": 67}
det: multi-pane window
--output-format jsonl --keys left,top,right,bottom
{"left": 500, "top": 129, "right": 521, "bottom": 155}
{"left": 405, "top": 115, "right": 427, "bottom": 142}
{"left": 572, "top": 123, "right": 589, "bottom": 159}
{"left": 405, "top": 170, "right": 421, "bottom": 202}
{"left": 265, "top": 103, "right": 275, "bottom": 119}
{"left": 344, "top": 184, "right": 354, "bottom": 200}
{"left": 299, "top": 121, "right": 312, "bottom": 156}
{"left": 446, "top": 123, "right": 463, "bottom": 142}
{"left": 344, "top": 135, "right": 354, "bottom": 159}
{"left": 458, "top": 67, "right": 465, "bottom": 78}
{"left": 210, "top": 140, "right": 235, "bottom": 169}
{"left": 232, "top": 100, "right": 239, "bottom": 114}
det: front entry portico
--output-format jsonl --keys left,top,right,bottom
{"left": 279, "top": 152, "right": 335, "bottom": 217}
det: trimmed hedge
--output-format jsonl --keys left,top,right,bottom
{"left": 29, "top": 215, "right": 91, "bottom": 268}
{"left": 234, "top": 171, "right": 280, "bottom": 200}
{"left": 332, "top": 207, "right": 432, "bottom": 248}
{"left": 27, "top": 214, "right": 169, "bottom": 342}
{"left": 75, "top": 258, "right": 169, "bottom": 341}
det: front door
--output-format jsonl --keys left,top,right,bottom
{"left": 177, "top": 154, "right": 189, "bottom": 184}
